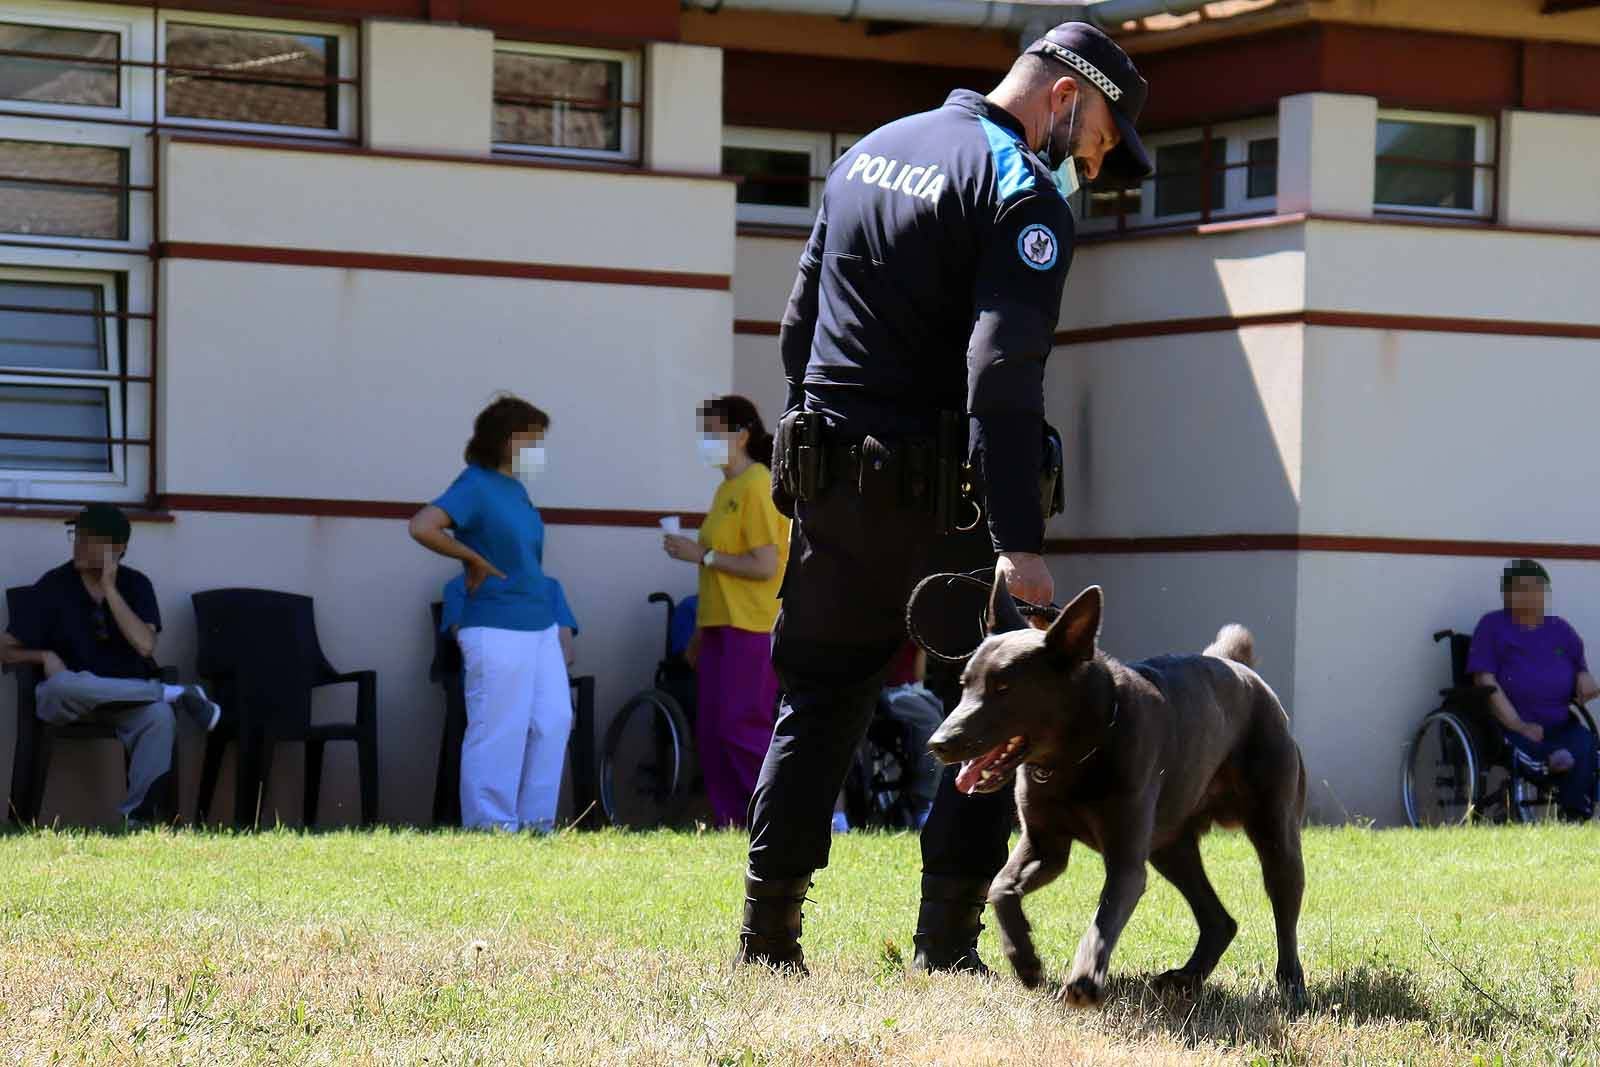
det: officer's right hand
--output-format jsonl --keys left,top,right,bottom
{"left": 996, "top": 552, "right": 1054, "bottom": 614}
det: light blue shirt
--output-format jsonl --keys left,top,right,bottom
{"left": 431, "top": 465, "right": 554, "bottom": 632}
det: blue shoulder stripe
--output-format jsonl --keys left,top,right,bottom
{"left": 978, "top": 115, "right": 1035, "bottom": 200}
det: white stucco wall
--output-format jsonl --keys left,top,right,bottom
{"left": 1277, "top": 93, "right": 1377, "bottom": 218}
{"left": 159, "top": 259, "right": 732, "bottom": 508}
{"left": 362, "top": 21, "right": 493, "bottom": 155}
{"left": 1058, "top": 226, "right": 1306, "bottom": 330}
{"left": 161, "top": 141, "right": 736, "bottom": 276}
{"left": 1498, "top": 110, "right": 1600, "bottom": 231}
{"left": 1046, "top": 323, "right": 1304, "bottom": 538}
{"left": 645, "top": 42, "right": 723, "bottom": 175}
{"left": 1304, "top": 219, "right": 1600, "bottom": 325}
{"left": 1300, "top": 324, "right": 1600, "bottom": 541}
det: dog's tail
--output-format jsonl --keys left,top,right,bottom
{"left": 1204, "top": 623, "right": 1256, "bottom": 668}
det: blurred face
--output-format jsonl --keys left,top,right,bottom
{"left": 1505, "top": 575, "right": 1548, "bottom": 620}
{"left": 502, "top": 426, "right": 546, "bottom": 465}
{"left": 698, "top": 414, "right": 748, "bottom": 467}
{"left": 71, "top": 532, "right": 122, "bottom": 574}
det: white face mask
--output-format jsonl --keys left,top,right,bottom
{"left": 513, "top": 444, "right": 546, "bottom": 483}
{"left": 699, "top": 436, "right": 731, "bottom": 469}
{"left": 1043, "top": 90, "right": 1083, "bottom": 199}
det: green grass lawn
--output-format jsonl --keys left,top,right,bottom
{"left": 2, "top": 824, "right": 1598, "bottom": 1066}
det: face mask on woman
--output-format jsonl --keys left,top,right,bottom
{"left": 699, "top": 436, "right": 731, "bottom": 469}
{"left": 514, "top": 444, "right": 546, "bottom": 484}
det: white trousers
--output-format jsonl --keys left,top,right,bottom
{"left": 457, "top": 625, "right": 572, "bottom": 831}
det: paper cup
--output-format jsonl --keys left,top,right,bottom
{"left": 659, "top": 516, "right": 681, "bottom": 536}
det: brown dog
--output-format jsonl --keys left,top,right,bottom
{"left": 926, "top": 580, "right": 1306, "bottom": 1007}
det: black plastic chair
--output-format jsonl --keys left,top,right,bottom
{"left": 427, "top": 602, "right": 599, "bottom": 828}
{"left": 5, "top": 584, "right": 179, "bottom": 825}
{"left": 191, "top": 588, "right": 377, "bottom": 828}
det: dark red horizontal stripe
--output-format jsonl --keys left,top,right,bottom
{"left": 735, "top": 310, "right": 1600, "bottom": 344}
{"left": 1054, "top": 311, "right": 1303, "bottom": 346}
{"left": 1302, "top": 310, "right": 1600, "bottom": 342}
{"left": 0, "top": 504, "right": 173, "bottom": 523}
{"left": 1046, "top": 534, "right": 1600, "bottom": 562}
{"left": 158, "top": 242, "right": 731, "bottom": 292}
{"left": 162, "top": 493, "right": 706, "bottom": 527}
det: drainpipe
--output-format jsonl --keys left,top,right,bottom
{"left": 681, "top": 0, "right": 1219, "bottom": 39}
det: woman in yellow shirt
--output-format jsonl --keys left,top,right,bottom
{"left": 662, "top": 395, "right": 789, "bottom": 827}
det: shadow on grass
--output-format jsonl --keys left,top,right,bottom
{"left": 1067, "top": 960, "right": 1432, "bottom": 1050}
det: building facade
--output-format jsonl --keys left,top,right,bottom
{"left": 1, "top": 0, "right": 1598, "bottom": 826}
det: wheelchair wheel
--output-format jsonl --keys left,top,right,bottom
{"left": 1510, "top": 704, "right": 1599, "bottom": 824}
{"left": 1510, "top": 776, "right": 1563, "bottom": 824}
{"left": 1402, "top": 709, "right": 1481, "bottom": 827}
{"left": 599, "top": 689, "right": 693, "bottom": 828}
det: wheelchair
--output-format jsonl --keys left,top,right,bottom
{"left": 842, "top": 685, "right": 944, "bottom": 831}
{"left": 1401, "top": 628, "right": 1599, "bottom": 827}
{"left": 599, "top": 592, "right": 939, "bottom": 830}
{"left": 599, "top": 593, "right": 699, "bottom": 828}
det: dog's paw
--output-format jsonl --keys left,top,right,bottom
{"left": 1058, "top": 973, "right": 1105, "bottom": 1009}
{"left": 1151, "top": 968, "right": 1203, "bottom": 998}
{"left": 1277, "top": 966, "right": 1307, "bottom": 1013}
{"left": 1011, "top": 958, "right": 1044, "bottom": 990}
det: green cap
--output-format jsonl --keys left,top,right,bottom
{"left": 68, "top": 503, "right": 131, "bottom": 544}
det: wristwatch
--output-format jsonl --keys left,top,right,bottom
{"left": 701, "top": 549, "right": 716, "bottom": 567}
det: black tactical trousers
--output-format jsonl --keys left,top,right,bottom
{"left": 745, "top": 477, "right": 1013, "bottom": 882}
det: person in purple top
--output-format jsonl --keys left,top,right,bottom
{"left": 1466, "top": 559, "right": 1599, "bottom": 820}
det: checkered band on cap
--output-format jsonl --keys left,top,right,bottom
{"left": 1034, "top": 41, "right": 1123, "bottom": 102}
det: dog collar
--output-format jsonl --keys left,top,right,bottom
{"left": 1029, "top": 699, "right": 1118, "bottom": 782}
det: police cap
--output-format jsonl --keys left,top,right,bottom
{"left": 1025, "top": 22, "right": 1154, "bottom": 182}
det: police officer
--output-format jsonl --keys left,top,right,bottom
{"left": 736, "top": 22, "right": 1155, "bottom": 974}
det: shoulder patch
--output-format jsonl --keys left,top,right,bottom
{"left": 1017, "top": 223, "right": 1059, "bottom": 271}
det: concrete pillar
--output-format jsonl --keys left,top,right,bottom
{"left": 1276, "top": 93, "right": 1377, "bottom": 217}
{"left": 644, "top": 42, "right": 722, "bottom": 174}
{"left": 1498, "top": 109, "right": 1600, "bottom": 230}
{"left": 363, "top": 21, "right": 493, "bottom": 155}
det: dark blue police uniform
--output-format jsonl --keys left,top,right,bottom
{"left": 744, "top": 89, "right": 1075, "bottom": 970}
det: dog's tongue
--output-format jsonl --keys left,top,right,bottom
{"left": 955, "top": 742, "right": 1009, "bottom": 795}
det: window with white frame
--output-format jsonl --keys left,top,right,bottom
{"left": 493, "top": 42, "right": 640, "bottom": 162}
{"left": 0, "top": 18, "right": 124, "bottom": 110}
{"left": 0, "top": 268, "right": 137, "bottom": 488}
{"left": 0, "top": 2, "right": 344, "bottom": 504}
{"left": 0, "top": 5, "right": 356, "bottom": 136}
{"left": 723, "top": 129, "right": 860, "bottom": 227}
{"left": 158, "top": 13, "right": 354, "bottom": 135}
{"left": 1074, "top": 117, "right": 1277, "bottom": 232}
{"left": 1375, "top": 110, "right": 1494, "bottom": 218}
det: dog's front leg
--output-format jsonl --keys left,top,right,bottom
{"left": 1061, "top": 808, "right": 1154, "bottom": 1008}
{"left": 988, "top": 826, "right": 1070, "bottom": 989}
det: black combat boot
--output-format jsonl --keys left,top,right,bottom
{"left": 910, "top": 873, "right": 991, "bottom": 975}
{"left": 733, "top": 872, "right": 811, "bottom": 975}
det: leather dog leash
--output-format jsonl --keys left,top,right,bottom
{"left": 905, "top": 568, "right": 1062, "bottom": 664}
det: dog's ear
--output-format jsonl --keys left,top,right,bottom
{"left": 1045, "top": 585, "right": 1102, "bottom": 663}
{"left": 987, "top": 572, "right": 1029, "bottom": 635}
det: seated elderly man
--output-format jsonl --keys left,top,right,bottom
{"left": 0, "top": 504, "right": 220, "bottom": 826}
{"left": 1467, "top": 558, "right": 1599, "bottom": 821}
